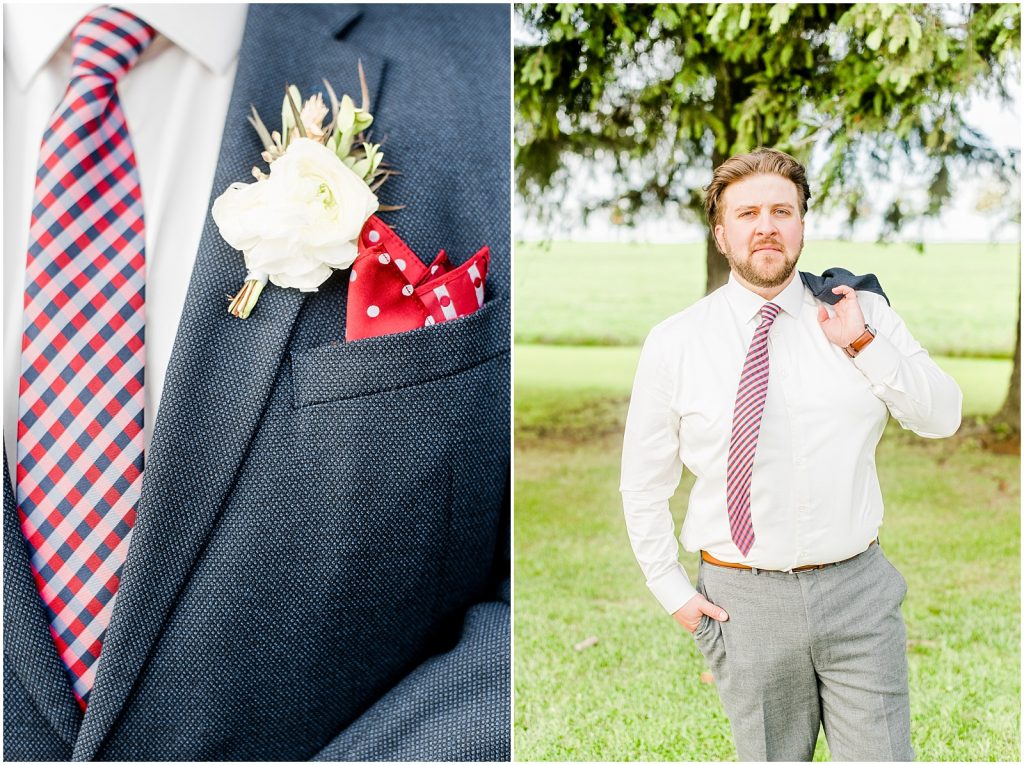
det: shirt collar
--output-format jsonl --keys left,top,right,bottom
{"left": 725, "top": 270, "right": 806, "bottom": 325}
{"left": 4, "top": 3, "right": 248, "bottom": 90}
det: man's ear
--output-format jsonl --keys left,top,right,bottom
{"left": 713, "top": 224, "right": 726, "bottom": 254}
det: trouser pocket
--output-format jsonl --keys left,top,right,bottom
{"left": 693, "top": 561, "right": 726, "bottom": 669}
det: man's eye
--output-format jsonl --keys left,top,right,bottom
{"left": 775, "top": 209, "right": 790, "bottom": 216}
{"left": 738, "top": 211, "right": 754, "bottom": 218}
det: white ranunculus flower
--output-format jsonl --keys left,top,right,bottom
{"left": 212, "top": 137, "right": 379, "bottom": 292}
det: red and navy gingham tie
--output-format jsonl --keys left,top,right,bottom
{"left": 16, "top": 7, "right": 155, "bottom": 708}
{"left": 726, "top": 302, "right": 781, "bottom": 557}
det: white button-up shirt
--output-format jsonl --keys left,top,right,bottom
{"left": 620, "top": 272, "right": 963, "bottom": 614}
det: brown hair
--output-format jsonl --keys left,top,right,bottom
{"left": 703, "top": 147, "right": 811, "bottom": 229}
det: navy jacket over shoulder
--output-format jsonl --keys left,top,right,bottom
{"left": 4, "top": 5, "right": 511, "bottom": 761}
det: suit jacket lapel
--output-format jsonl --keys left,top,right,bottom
{"left": 73, "top": 6, "right": 385, "bottom": 759}
{"left": 3, "top": 451, "right": 83, "bottom": 747}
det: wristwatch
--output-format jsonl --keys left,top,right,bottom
{"left": 844, "top": 324, "right": 876, "bottom": 358}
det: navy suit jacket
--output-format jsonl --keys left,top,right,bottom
{"left": 4, "top": 5, "right": 510, "bottom": 760}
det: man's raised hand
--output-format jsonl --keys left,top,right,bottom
{"left": 816, "top": 285, "right": 867, "bottom": 348}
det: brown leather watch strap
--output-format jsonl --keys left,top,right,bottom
{"left": 844, "top": 325, "right": 876, "bottom": 358}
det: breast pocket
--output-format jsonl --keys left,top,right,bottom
{"left": 288, "top": 297, "right": 510, "bottom": 617}
{"left": 291, "top": 297, "right": 508, "bottom": 406}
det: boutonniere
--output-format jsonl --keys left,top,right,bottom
{"left": 212, "top": 64, "right": 395, "bottom": 318}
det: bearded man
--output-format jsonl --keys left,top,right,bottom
{"left": 620, "top": 147, "right": 961, "bottom": 761}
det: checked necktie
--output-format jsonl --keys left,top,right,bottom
{"left": 726, "top": 302, "right": 781, "bottom": 557}
{"left": 16, "top": 6, "right": 155, "bottom": 708}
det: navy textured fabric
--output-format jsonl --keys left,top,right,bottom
{"left": 799, "top": 267, "right": 890, "bottom": 306}
{"left": 4, "top": 5, "right": 510, "bottom": 761}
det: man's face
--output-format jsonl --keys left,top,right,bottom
{"left": 714, "top": 173, "right": 805, "bottom": 291}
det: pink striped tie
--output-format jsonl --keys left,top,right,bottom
{"left": 16, "top": 7, "right": 155, "bottom": 708}
{"left": 726, "top": 302, "right": 781, "bottom": 557}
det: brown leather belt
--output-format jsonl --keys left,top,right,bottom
{"left": 701, "top": 540, "right": 877, "bottom": 572}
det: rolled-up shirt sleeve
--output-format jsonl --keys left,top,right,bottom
{"left": 620, "top": 327, "right": 696, "bottom": 614}
{"left": 852, "top": 292, "right": 963, "bottom": 438}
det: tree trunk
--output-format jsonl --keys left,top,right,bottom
{"left": 705, "top": 228, "right": 729, "bottom": 295}
{"left": 705, "top": 60, "right": 736, "bottom": 297}
{"left": 704, "top": 136, "right": 731, "bottom": 296}
{"left": 993, "top": 286, "right": 1020, "bottom": 436}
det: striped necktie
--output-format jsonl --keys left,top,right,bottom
{"left": 16, "top": 6, "right": 155, "bottom": 708}
{"left": 726, "top": 302, "right": 781, "bottom": 557}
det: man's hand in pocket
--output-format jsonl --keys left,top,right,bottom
{"left": 673, "top": 593, "right": 729, "bottom": 633}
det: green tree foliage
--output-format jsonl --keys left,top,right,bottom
{"left": 516, "top": 3, "right": 1020, "bottom": 292}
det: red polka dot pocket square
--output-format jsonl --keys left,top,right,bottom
{"left": 346, "top": 215, "right": 490, "bottom": 341}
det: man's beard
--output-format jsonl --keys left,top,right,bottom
{"left": 723, "top": 234, "right": 802, "bottom": 289}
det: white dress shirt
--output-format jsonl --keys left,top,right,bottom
{"left": 4, "top": 4, "right": 247, "bottom": 478}
{"left": 620, "top": 272, "right": 963, "bottom": 615}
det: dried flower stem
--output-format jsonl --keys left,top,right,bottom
{"left": 227, "top": 272, "right": 269, "bottom": 319}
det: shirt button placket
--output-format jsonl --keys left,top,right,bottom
{"left": 784, "top": 331, "right": 811, "bottom": 564}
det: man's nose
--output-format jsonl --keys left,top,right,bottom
{"left": 754, "top": 211, "right": 778, "bottom": 235}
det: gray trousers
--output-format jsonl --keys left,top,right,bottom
{"left": 693, "top": 542, "right": 914, "bottom": 761}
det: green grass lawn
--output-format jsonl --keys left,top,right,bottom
{"left": 514, "top": 345, "right": 1014, "bottom": 421}
{"left": 513, "top": 237, "right": 1020, "bottom": 761}
{"left": 514, "top": 240, "right": 1019, "bottom": 358}
{"left": 513, "top": 385, "right": 1020, "bottom": 761}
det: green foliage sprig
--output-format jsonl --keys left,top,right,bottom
{"left": 248, "top": 61, "right": 392, "bottom": 193}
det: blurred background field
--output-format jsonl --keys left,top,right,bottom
{"left": 513, "top": 239, "right": 1020, "bottom": 761}
{"left": 515, "top": 240, "right": 1019, "bottom": 357}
